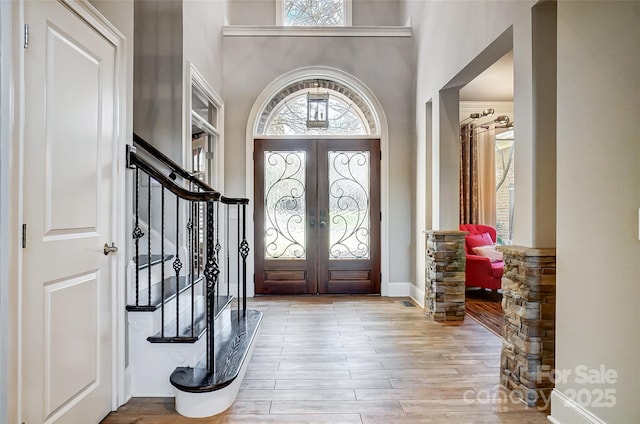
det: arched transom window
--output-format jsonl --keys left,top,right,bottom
{"left": 257, "top": 78, "right": 377, "bottom": 136}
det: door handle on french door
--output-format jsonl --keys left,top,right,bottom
{"left": 319, "top": 220, "right": 326, "bottom": 229}
{"left": 310, "top": 219, "right": 316, "bottom": 228}
{"left": 103, "top": 242, "right": 118, "bottom": 255}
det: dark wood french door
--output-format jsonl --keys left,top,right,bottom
{"left": 254, "top": 138, "right": 381, "bottom": 294}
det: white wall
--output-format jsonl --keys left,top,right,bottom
{"left": 404, "top": 0, "right": 538, "bottom": 303}
{"left": 406, "top": 0, "right": 539, "bottom": 240}
{"left": 551, "top": 2, "right": 640, "bottom": 423}
{"left": 222, "top": 34, "right": 414, "bottom": 289}
{"left": 351, "top": 0, "right": 402, "bottom": 26}
{"left": 133, "top": 0, "right": 184, "bottom": 161}
{"left": 227, "top": 0, "right": 276, "bottom": 25}
{"left": 183, "top": 0, "right": 227, "bottom": 94}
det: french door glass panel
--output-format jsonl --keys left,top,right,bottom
{"left": 328, "top": 151, "right": 370, "bottom": 259}
{"left": 263, "top": 151, "right": 306, "bottom": 260}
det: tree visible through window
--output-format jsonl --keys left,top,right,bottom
{"left": 284, "top": 0, "right": 345, "bottom": 26}
{"left": 265, "top": 91, "right": 368, "bottom": 136}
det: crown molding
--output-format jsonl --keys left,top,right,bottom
{"left": 223, "top": 25, "right": 412, "bottom": 38}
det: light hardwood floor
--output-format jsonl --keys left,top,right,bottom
{"left": 102, "top": 296, "right": 550, "bottom": 423}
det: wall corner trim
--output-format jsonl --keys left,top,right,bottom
{"left": 409, "top": 283, "right": 425, "bottom": 309}
{"left": 548, "top": 389, "right": 608, "bottom": 424}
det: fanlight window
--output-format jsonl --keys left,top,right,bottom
{"left": 284, "top": 0, "right": 346, "bottom": 26}
{"left": 265, "top": 89, "right": 369, "bottom": 136}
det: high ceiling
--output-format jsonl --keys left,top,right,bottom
{"left": 459, "top": 51, "right": 514, "bottom": 101}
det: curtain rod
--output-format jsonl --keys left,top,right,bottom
{"left": 474, "top": 122, "right": 515, "bottom": 136}
{"left": 461, "top": 114, "right": 512, "bottom": 128}
{"left": 479, "top": 115, "right": 511, "bottom": 128}
{"left": 459, "top": 108, "right": 494, "bottom": 124}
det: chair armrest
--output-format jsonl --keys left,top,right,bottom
{"left": 465, "top": 254, "right": 492, "bottom": 271}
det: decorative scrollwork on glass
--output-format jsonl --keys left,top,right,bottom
{"left": 328, "top": 151, "right": 370, "bottom": 259}
{"left": 264, "top": 151, "right": 306, "bottom": 259}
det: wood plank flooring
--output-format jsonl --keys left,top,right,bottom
{"left": 101, "top": 296, "right": 550, "bottom": 423}
{"left": 464, "top": 289, "right": 503, "bottom": 337}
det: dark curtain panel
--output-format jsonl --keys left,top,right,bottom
{"left": 460, "top": 123, "right": 479, "bottom": 224}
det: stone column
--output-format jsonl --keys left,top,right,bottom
{"left": 499, "top": 245, "right": 556, "bottom": 407}
{"left": 424, "top": 231, "right": 466, "bottom": 322}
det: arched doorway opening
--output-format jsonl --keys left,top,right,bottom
{"left": 245, "top": 67, "right": 389, "bottom": 295}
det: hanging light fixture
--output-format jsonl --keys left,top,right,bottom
{"left": 306, "top": 80, "right": 329, "bottom": 128}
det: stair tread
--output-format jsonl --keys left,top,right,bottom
{"left": 136, "top": 253, "right": 174, "bottom": 270}
{"left": 169, "top": 309, "right": 263, "bottom": 392}
{"left": 147, "top": 309, "right": 207, "bottom": 343}
{"left": 126, "top": 275, "right": 203, "bottom": 311}
{"left": 147, "top": 295, "right": 235, "bottom": 343}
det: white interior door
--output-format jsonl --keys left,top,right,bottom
{"left": 22, "top": 1, "right": 117, "bottom": 422}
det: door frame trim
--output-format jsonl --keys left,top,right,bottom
{"left": 245, "top": 66, "right": 389, "bottom": 297}
{"left": 0, "top": 1, "right": 23, "bottom": 422}
{"left": 1, "top": 1, "right": 128, "bottom": 420}
{"left": 184, "top": 62, "right": 225, "bottom": 190}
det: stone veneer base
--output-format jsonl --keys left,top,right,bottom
{"left": 424, "top": 231, "right": 466, "bottom": 322}
{"left": 498, "top": 245, "right": 556, "bottom": 407}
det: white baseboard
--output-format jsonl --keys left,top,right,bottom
{"left": 409, "top": 283, "right": 425, "bottom": 308}
{"left": 548, "top": 389, "right": 607, "bottom": 424}
{"left": 385, "top": 281, "right": 410, "bottom": 297}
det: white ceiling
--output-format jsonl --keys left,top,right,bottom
{"left": 459, "top": 51, "right": 514, "bottom": 101}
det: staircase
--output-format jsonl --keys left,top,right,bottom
{"left": 125, "top": 135, "right": 262, "bottom": 417}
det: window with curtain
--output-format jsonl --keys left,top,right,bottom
{"left": 460, "top": 123, "right": 515, "bottom": 245}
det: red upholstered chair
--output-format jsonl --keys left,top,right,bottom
{"left": 459, "top": 224, "right": 503, "bottom": 290}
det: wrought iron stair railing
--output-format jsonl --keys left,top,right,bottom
{"left": 126, "top": 133, "right": 250, "bottom": 373}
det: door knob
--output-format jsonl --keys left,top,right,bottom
{"left": 319, "top": 220, "right": 326, "bottom": 229}
{"left": 103, "top": 242, "right": 118, "bottom": 255}
{"left": 310, "top": 219, "right": 316, "bottom": 228}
